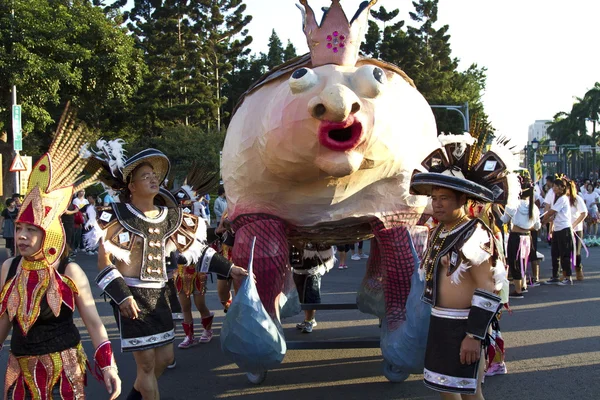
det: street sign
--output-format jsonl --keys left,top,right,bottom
{"left": 12, "top": 105, "right": 22, "bottom": 151}
{"left": 534, "top": 161, "right": 543, "bottom": 181}
{"left": 19, "top": 156, "right": 32, "bottom": 194}
{"left": 543, "top": 154, "right": 559, "bottom": 163}
{"left": 580, "top": 145, "right": 592, "bottom": 153}
{"left": 9, "top": 153, "right": 27, "bottom": 172}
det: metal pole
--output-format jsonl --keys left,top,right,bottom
{"left": 12, "top": 86, "right": 19, "bottom": 194}
{"left": 594, "top": 120, "right": 597, "bottom": 180}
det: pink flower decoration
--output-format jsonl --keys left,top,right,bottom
{"left": 326, "top": 31, "right": 346, "bottom": 54}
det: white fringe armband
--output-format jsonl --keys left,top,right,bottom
{"left": 83, "top": 220, "right": 106, "bottom": 250}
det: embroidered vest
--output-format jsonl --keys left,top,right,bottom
{"left": 421, "top": 219, "right": 480, "bottom": 306}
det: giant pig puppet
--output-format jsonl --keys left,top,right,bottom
{"left": 222, "top": 0, "right": 437, "bottom": 380}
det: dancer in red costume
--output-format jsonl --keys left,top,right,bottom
{"left": 0, "top": 106, "right": 121, "bottom": 399}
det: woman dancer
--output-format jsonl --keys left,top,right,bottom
{"left": 567, "top": 180, "right": 587, "bottom": 280}
{"left": 542, "top": 178, "right": 573, "bottom": 285}
{"left": 501, "top": 175, "right": 541, "bottom": 298}
{"left": 0, "top": 106, "right": 121, "bottom": 399}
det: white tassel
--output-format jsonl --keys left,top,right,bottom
{"left": 450, "top": 262, "right": 471, "bottom": 285}
{"left": 418, "top": 265, "right": 425, "bottom": 282}
{"left": 180, "top": 240, "right": 205, "bottom": 265}
{"left": 83, "top": 221, "right": 106, "bottom": 249}
{"left": 492, "top": 258, "right": 508, "bottom": 292}
{"left": 103, "top": 241, "right": 131, "bottom": 265}
{"left": 461, "top": 224, "right": 492, "bottom": 267}
{"left": 191, "top": 217, "right": 208, "bottom": 242}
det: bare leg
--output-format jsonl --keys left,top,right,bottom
{"left": 304, "top": 310, "right": 316, "bottom": 321}
{"left": 178, "top": 293, "right": 193, "bottom": 323}
{"left": 154, "top": 343, "right": 174, "bottom": 379}
{"left": 193, "top": 292, "right": 211, "bottom": 317}
{"left": 338, "top": 251, "right": 347, "bottom": 267}
{"left": 217, "top": 279, "right": 232, "bottom": 310}
{"left": 461, "top": 350, "right": 486, "bottom": 400}
{"left": 132, "top": 348, "right": 160, "bottom": 400}
{"left": 513, "top": 279, "right": 522, "bottom": 294}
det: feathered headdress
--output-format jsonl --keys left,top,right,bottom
{"left": 410, "top": 127, "right": 519, "bottom": 208}
{"left": 16, "top": 104, "right": 102, "bottom": 265}
{"left": 172, "top": 162, "right": 220, "bottom": 205}
{"left": 1, "top": 104, "right": 107, "bottom": 334}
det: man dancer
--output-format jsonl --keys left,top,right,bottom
{"left": 86, "top": 147, "right": 248, "bottom": 400}
{"left": 410, "top": 133, "right": 515, "bottom": 399}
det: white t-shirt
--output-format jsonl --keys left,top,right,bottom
{"left": 571, "top": 195, "right": 587, "bottom": 232}
{"left": 72, "top": 197, "right": 89, "bottom": 209}
{"left": 544, "top": 190, "right": 555, "bottom": 208}
{"left": 551, "top": 195, "right": 572, "bottom": 231}
{"left": 582, "top": 191, "right": 600, "bottom": 213}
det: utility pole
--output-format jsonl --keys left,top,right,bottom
{"left": 593, "top": 119, "right": 597, "bottom": 180}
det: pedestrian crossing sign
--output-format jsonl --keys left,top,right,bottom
{"left": 9, "top": 154, "right": 27, "bottom": 172}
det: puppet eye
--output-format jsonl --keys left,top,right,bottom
{"left": 289, "top": 67, "right": 319, "bottom": 94}
{"left": 351, "top": 65, "right": 388, "bottom": 98}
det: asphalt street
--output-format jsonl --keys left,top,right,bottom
{"left": 1, "top": 239, "right": 599, "bottom": 400}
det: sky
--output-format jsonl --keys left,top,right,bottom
{"left": 245, "top": 0, "right": 600, "bottom": 147}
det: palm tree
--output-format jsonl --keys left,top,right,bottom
{"left": 582, "top": 83, "right": 600, "bottom": 175}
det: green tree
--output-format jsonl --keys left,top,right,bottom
{"left": 192, "top": 0, "right": 253, "bottom": 131}
{"left": 363, "top": 0, "right": 490, "bottom": 134}
{"left": 223, "top": 52, "right": 267, "bottom": 123}
{"left": 151, "top": 125, "right": 225, "bottom": 179}
{"left": 0, "top": 0, "right": 144, "bottom": 194}
{"left": 283, "top": 39, "right": 297, "bottom": 62}
{"left": 266, "top": 29, "right": 284, "bottom": 69}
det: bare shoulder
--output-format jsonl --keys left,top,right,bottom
{"left": 62, "top": 262, "right": 90, "bottom": 286}
{"left": 0, "top": 257, "right": 15, "bottom": 287}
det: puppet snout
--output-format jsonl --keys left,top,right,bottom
{"left": 308, "top": 84, "right": 361, "bottom": 122}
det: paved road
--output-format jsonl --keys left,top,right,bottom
{"left": 1, "top": 240, "right": 600, "bottom": 400}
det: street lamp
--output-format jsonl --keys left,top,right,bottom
{"left": 531, "top": 138, "right": 539, "bottom": 151}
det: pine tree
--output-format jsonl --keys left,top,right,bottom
{"left": 192, "top": 0, "right": 252, "bottom": 130}
{"left": 266, "top": 29, "right": 284, "bottom": 69}
{"left": 283, "top": 39, "right": 297, "bottom": 61}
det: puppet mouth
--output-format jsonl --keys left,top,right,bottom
{"left": 318, "top": 116, "right": 363, "bottom": 151}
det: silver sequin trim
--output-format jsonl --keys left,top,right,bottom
{"left": 471, "top": 292, "right": 500, "bottom": 311}
{"left": 424, "top": 368, "right": 477, "bottom": 390}
{"left": 98, "top": 268, "right": 123, "bottom": 290}
{"left": 125, "top": 203, "right": 167, "bottom": 223}
{"left": 199, "top": 247, "right": 216, "bottom": 273}
{"left": 122, "top": 329, "right": 175, "bottom": 350}
{"left": 431, "top": 307, "right": 469, "bottom": 319}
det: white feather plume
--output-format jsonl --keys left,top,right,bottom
{"left": 437, "top": 132, "right": 477, "bottom": 147}
{"left": 107, "top": 139, "right": 126, "bottom": 170}
{"left": 490, "top": 139, "right": 519, "bottom": 172}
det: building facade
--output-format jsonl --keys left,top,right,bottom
{"left": 528, "top": 120, "right": 551, "bottom": 142}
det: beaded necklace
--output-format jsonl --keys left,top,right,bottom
{"left": 423, "top": 215, "right": 468, "bottom": 282}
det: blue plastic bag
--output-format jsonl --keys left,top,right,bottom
{"left": 220, "top": 237, "right": 287, "bottom": 371}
